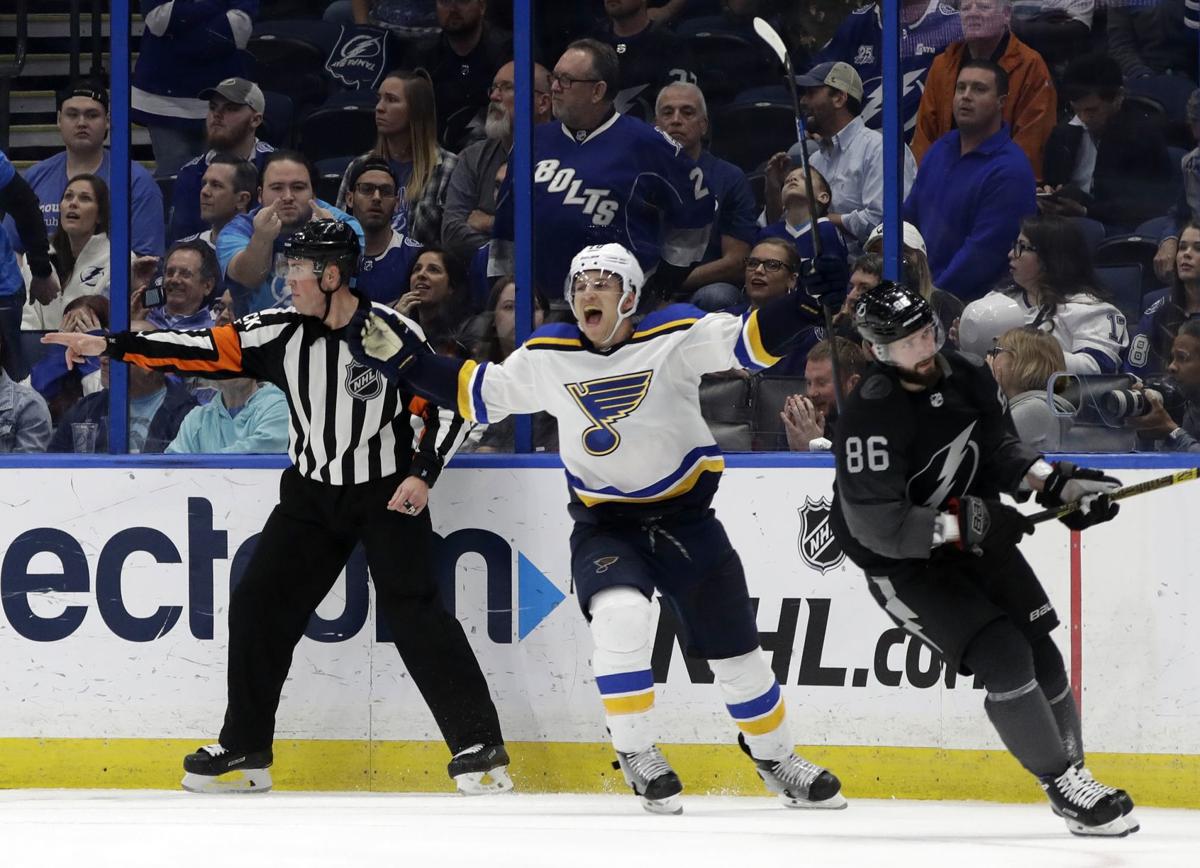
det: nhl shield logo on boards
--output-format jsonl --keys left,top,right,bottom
{"left": 798, "top": 497, "right": 844, "bottom": 574}
{"left": 345, "top": 361, "right": 383, "bottom": 401}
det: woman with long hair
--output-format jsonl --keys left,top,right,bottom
{"left": 393, "top": 246, "right": 472, "bottom": 356}
{"left": 336, "top": 69, "right": 456, "bottom": 247}
{"left": 23, "top": 173, "right": 112, "bottom": 331}
{"left": 987, "top": 326, "right": 1074, "bottom": 451}
{"left": 1127, "top": 220, "right": 1200, "bottom": 377}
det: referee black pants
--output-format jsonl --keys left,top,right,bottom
{"left": 219, "top": 467, "right": 504, "bottom": 755}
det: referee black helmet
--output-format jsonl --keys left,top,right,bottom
{"left": 283, "top": 220, "right": 360, "bottom": 288}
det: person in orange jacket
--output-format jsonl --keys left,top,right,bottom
{"left": 910, "top": 0, "right": 1056, "bottom": 180}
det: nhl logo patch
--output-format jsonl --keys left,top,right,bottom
{"left": 798, "top": 497, "right": 845, "bottom": 574}
{"left": 345, "top": 361, "right": 383, "bottom": 401}
{"left": 931, "top": 392, "right": 944, "bottom": 407}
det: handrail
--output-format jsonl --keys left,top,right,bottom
{"left": 0, "top": 0, "right": 29, "bottom": 151}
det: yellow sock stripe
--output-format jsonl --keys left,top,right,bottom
{"left": 602, "top": 691, "right": 655, "bottom": 715}
{"left": 735, "top": 701, "right": 786, "bottom": 736}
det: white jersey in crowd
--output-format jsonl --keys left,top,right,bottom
{"left": 22, "top": 233, "right": 118, "bottom": 331}
{"left": 454, "top": 304, "right": 780, "bottom": 508}
{"left": 1003, "top": 288, "right": 1129, "bottom": 375}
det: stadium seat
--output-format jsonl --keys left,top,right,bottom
{"left": 1097, "top": 235, "right": 1163, "bottom": 292}
{"left": 1135, "top": 215, "right": 1176, "bottom": 242}
{"left": 1126, "top": 74, "right": 1195, "bottom": 122}
{"left": 1095, "top": 263, "right": 1145, "bottom": 321}
{"left": 711, "top": 101, "right": 797, "bottom": 172}
{"left": 684, "top": 32, "right": 778, "bottom": 104}
{"left": 247, "top": 20, "right": 339, "bottom": 111}
{"left": 1067, "top": 217, "right": 1107, "bottom": 253}
{"left": 746, "top": 169, "right": 766, "bottom": 213}
{"left": 752, "top": 375, "right": 806, "bottom": 451}
{"left": 314, "top": 155, "right": 355, "bottom": 204}
{"left": 260, "top": 91, "right": 295, "bottom": 149}
{"left": 300, "top": 103, "right": 377, "bottom": 164}
{"left": 699, "top": 375, "right": 753, "bottom": 452}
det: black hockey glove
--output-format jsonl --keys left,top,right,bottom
{"left": 948, "top": 496, "right": 1034, "bottom": 556}
{"left": 1037, "top": 461, "right": 1121, "bottom": 530}
{"left": 797, "top": 253, "right": 849, "bottom": 308}
{"left": 347, "top": 307, "right": 429, "bottom": 381}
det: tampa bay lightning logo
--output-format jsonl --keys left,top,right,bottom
{"left": 566, "top": 370, "right": 654, "bottom": 456}
{"left": 79, "top": 266, "right": 105, "bottom": 286}
{"left": 906, "top": 422, "right": 980, "bottom": 509}
{"left": 345, "top": 360, "right": 382, "bottom": 401}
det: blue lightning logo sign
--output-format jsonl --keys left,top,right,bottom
{"left": 566, "top": 370, "right": 654, "bottom": 456}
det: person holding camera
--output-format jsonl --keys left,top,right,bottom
{"left": 1127, "top": 320, "right": 1200, "bottom": 452}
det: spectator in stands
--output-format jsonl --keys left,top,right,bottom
{"left": 1041, "top": 54, "right": 1174, "bottom": 232}
{"left": 49, "top": 319, "right": 198, "bottom": 454}
{"left": 489, "top": 39, "right": 714, "bottom": 304}
{"left": 220, "top": 150, "right": 362, "bottom": 315}
{"left": 911, "top": 0, "right": 1056, "bottom": 179}
{"left": 0, "top": 148, "right": 57, "bottom": 381}
{"left": 654, "top": 83, "right": 758, "bottom": 310}
{"left": 863, "top": 221, "right": 966, "bottom": 339}
{"left": 23, "top": 175, "right": 112, "bottom": 332}
{"left": 833, "top": 251, "right": 884, "bottom": 336}
{"left": 348, "top": 157, "right": 425, "bottom": 305}
{"left": 166, "top": 289, "right": 290, "bottom": 455}
{"left": 0, "top": 327, "right": 51, "bottom": 453}
{"left": 1009, "top": 0, "right": 1093, "bottom": 70}
{"left": 394, "top": 247, "right": 473, "bottom": 355}
{"left": 1107, "top": 0, "right": 1198, "bottom": 81}
{"left": 594, "top": 0, "right": 698, "bottom": 119}
{"left": 132, "top": 1, "right": 255, "bottom": 178}
{"left": 337, "top": 71, "right": 457, "bottom": 248}
{"left": 1153, "top": 89, "right": 1200, "bottom": 285}
{"left": 9, "top": 84, "right": 163, "bottom": 257}
{"left": 169, "top": 79, "right": 274, "bottom": 243}
{"left": 781, "top": 61, "right": 916, "bottom": 253}
{"left": 813, "top": 0, "right": 962, "bottom": 138}
{"left": 903, "top": 60, "right": 1036, "bottom": 301}
{"left": 30, "top": 295, "right": 107, "bottom": 427}
{"left": 442, "top": 60, "right": 553, "bottom": 262}
{"left": 192, "top": 155, "right": 258, "bottom": 247}
{"left": 1128, "top": 320, "right": 1200, "bottom": 452}
{"left": 137, "top": 240, "right": 220, "bottom": 331}
{"left": 1128, "top": 221, "right": 1200, "bottom": 378}
{"left": 981, "top": 214, "right": 1128, "bottom": 373}
{"left": 987, "top": 326, "right": 1073, "bottom": 450}
{"left": 757, "top": 165, "right": 847, "bottom": 266}
{"left": 412, "top": 0, "right": 512, "bottom": 151}
{"left": 780, "top": 337, "right": 867, "bottom": 452}
{"left": 331, "top": 0, "right": 440, "bottom": 37}
{"left": 676, "top": 0, "right": 765, "bottom": 40}
{"left": 734, "top": 237, "right": 820, "bottom": 375}
{"left": 460, "top": 276, "right": 558, "bottom": 453}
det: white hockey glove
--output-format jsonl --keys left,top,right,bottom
{"left": 348, "top": 307, "right": 428, "bottom": 380}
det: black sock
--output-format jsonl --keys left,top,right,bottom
{"left": 984, "top": 680, "right": 1071, "bottom": 778}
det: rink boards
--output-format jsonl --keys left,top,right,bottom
{"left": 0, "top": 460, "right": 1197, "bottom": 806}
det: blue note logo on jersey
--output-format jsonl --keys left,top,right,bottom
{"left": 566, "top": 370, "right": 654, "bottom": 456}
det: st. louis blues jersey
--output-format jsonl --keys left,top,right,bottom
{"left": 815, "top": 0, "right": 962, "bottom": 137}
{"left": 490, "top": 113, "right": 715, "bottom": 297}
{"left": 452, "top": 304, "right": 782, "bottom": 515}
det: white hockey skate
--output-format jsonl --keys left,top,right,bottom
{"left": 448, "top": 743, "right": 514, "bottom": 795}
{"left": 1042, "top": 764, "right": 1139, "bottom": 837}
{"left": 613, "top": 745, "right": 684, "bottom": 815}
{"left": 181, "top": 744, "right": 273, "bottom": 794}
{"left": 738, "top": 734, "right": 847, "bottom": 809}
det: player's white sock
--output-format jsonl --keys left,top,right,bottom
{"left": 588, "top": 586, "right": 656, "bottom": 753}
{"left": 710, "top": 650, "right": 792, "bottom": 761}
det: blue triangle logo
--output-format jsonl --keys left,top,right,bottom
{"left": 518, "top": 552, "right": 566, "bottom": 640}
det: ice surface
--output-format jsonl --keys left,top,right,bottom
{"left": 0, "top": 790, "right": 1193, "bottom": 868}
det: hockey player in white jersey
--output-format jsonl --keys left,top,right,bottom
{"left": 349, "top": 242, "right": 849, "bottom": 815}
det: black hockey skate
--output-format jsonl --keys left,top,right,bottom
{"left": 1041, "top": 763, "right": 1138, "bottom": 837}
{"left": 612, "top": 745, "right": 684, "bottom": 815}
{"left": 738, "top": 733, "right": 847, "bottom": 809}
{"left": 181, "top": 743, "right": 273, "bottom": 794}
{"left": 447, "top": 743, "right": 513, "bottom": 795}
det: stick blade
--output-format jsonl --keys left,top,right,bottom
{"left": 752, "top": 16, "right": 790, "bottom": 67}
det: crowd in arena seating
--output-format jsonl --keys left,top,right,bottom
{"left": 1, "top": 0, "right": 1199, "bottom": 456}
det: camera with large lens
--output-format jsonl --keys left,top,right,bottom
{"left": 1100, "top": 378, "right": 1187, "bottom": 421}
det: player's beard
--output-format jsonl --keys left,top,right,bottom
{"left": 897, "top": 355, "right": 943, "bottom": 389}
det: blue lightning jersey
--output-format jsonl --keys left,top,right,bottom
{"left": 815, "top": 0, "right": 962, "bottom": 138}
{"left": 491, "top": 113, "right": 715, "bottom": 296}
{"left": 453, "top": 304, "right": 781, "bottom": 513}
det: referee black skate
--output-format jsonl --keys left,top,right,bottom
{"left": 43, "top": 221, "right": 511, "bottom": 796}
{"left": 830, "top": 282, "right": 1138, "bottom": 838}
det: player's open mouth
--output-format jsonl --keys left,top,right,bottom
{"left": 583, "top": 307, "right": 602, "bottom": 326}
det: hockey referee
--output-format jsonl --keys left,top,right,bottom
{"left": 45, "top": 220, "right": 511, "bottom": 796}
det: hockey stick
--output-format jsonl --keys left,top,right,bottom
{"left": 752, "top": 16, "right": 844, "bottom": 414}
{"left": 1029, "top": 467, "right": 1200, "bottom": 524}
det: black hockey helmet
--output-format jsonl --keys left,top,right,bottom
{"left": 854, "top": 281, "right": 934, "bottom": 345}
{"left": 281, "top": 219, "right": 360, "bottom": 284}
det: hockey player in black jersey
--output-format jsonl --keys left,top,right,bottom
{"left": 831, "top": 282, "right": 1139, "bottom": 838}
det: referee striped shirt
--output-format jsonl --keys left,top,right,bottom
{"left": 105, "top": 300, "right": 469, "bottom": 486}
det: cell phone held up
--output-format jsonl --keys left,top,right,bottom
{"left": 143, "top": 274, "right": 166, "bottom": 308}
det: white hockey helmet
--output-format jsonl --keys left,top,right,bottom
{"left": 565, "top": 243, "right": 644, "bottom": 342}
{"left": 957, "top": 291, "right": 1027, "bottom": 358}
